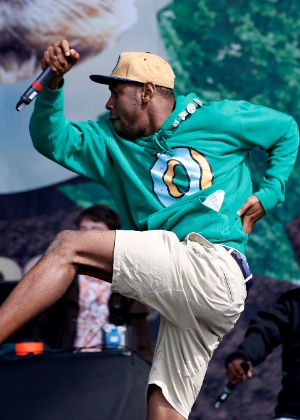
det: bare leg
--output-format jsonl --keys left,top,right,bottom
{"left": 0, "top": 229, "right": 115, "bottom": 344}
{"left": 147, "top": 386, "right": 186, "bottom": 420}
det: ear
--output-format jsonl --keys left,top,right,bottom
{"left": 141, "top": 82, "right": 155, "bottom": 103}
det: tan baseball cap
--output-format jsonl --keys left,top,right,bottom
{"left": 90, "top": 52, "right": 175, "bottom": 89}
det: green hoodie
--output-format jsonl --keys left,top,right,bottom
{"left": 29, "top": 85, "right": 299, "bottom": 255}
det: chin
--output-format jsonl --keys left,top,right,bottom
{"left": 116, "top": 131, "right": 136, "bottom": 141}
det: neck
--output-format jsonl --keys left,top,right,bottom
{"left": 145, "top": 99, "right": 175, "bottom": 135}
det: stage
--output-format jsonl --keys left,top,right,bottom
{"left": 0, "top": 348, "right": 151, "bottom": 420}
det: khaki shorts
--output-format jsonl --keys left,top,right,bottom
{"left": 112, "top": 230, "right": 247, "bottom": 419}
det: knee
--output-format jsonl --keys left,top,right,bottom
{"left": 45, "top": 230, "right": 79, "bottom": 259}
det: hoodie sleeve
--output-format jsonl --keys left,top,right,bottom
{"left": 238, "top": 101, "right": 299, "bottom": 213}
{"left": 29, "top": 83, "right": 114, "bottom": 187}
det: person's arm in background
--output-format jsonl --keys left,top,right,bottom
{"left": 127, "top": 298, "right": 154, "bottom": 363}
{"left": 109, "top": 293, "right": 154, "bottom": 362}
{"left": 226, "top": 291, "right": 292, "bottom": 384}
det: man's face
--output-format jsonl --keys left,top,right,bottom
{"left": 105, "top": 82, "right": 146, "bottom": 139}
{"left": 79, "top": 218, "right": 110, "bottom": 231}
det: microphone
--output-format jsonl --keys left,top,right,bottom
{"left": 16, "top": 67, "right": 55, "bottom": 112}
{"left": 16, "top": 54, "right": 72, "bottom": 112}
{"left": 214, "top": 361, "right": 250, "bottom": 409}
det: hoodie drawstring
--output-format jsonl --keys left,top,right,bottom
{"left": 152, "top": 130, "right": 174, "bottom": 156}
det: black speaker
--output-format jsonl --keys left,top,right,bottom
{"left": 0, "top": 349, "right": 151, "bottom": 420}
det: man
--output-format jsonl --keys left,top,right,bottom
{"left": 0, "top": 40, "right": 298, "bottom": 419}
{"left": 226, "top": 288, "right": 300, "bottom": 420}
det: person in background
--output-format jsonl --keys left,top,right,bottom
{"left": 225, "top": 288, "right": 300, "bottom": 420}
{"left": 32, "top": 204, "right": 154, "bottom": 362}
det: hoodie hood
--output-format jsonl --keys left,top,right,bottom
{"left": 136, "top": 93, "right": 207, "bottom": 155}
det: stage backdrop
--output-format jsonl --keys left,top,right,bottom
{"left": 0, "top": 1, "right": 300, "bottom": 419}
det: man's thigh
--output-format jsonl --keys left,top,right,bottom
{"left": 112, "top": 230, "right": 246, "bottom": 329}
{"left": 112, "top": 230, "right": 247, "bottom": 418}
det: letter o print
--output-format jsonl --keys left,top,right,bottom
{"left": 150, "top": 147, "right": 213, "bottom": 207}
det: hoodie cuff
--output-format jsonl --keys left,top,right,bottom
{"left": 254, "top": 188, "right": 280, "bottom": 213}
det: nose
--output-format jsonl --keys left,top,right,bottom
{"left": 105, "top": 95, "right": 113, "bottom": 110}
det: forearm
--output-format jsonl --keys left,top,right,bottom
{"left": 29, "top": 85, "right": 68, "bottom": 159}
{"left": 29, "top": 85, "right": 112, "bottom": 183}
{"left": 226, "top": 308, "right": 287, "bottom": 368}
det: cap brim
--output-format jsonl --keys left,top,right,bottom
{"left": 89, "top": 75, "right": 132, "bottom": 85}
